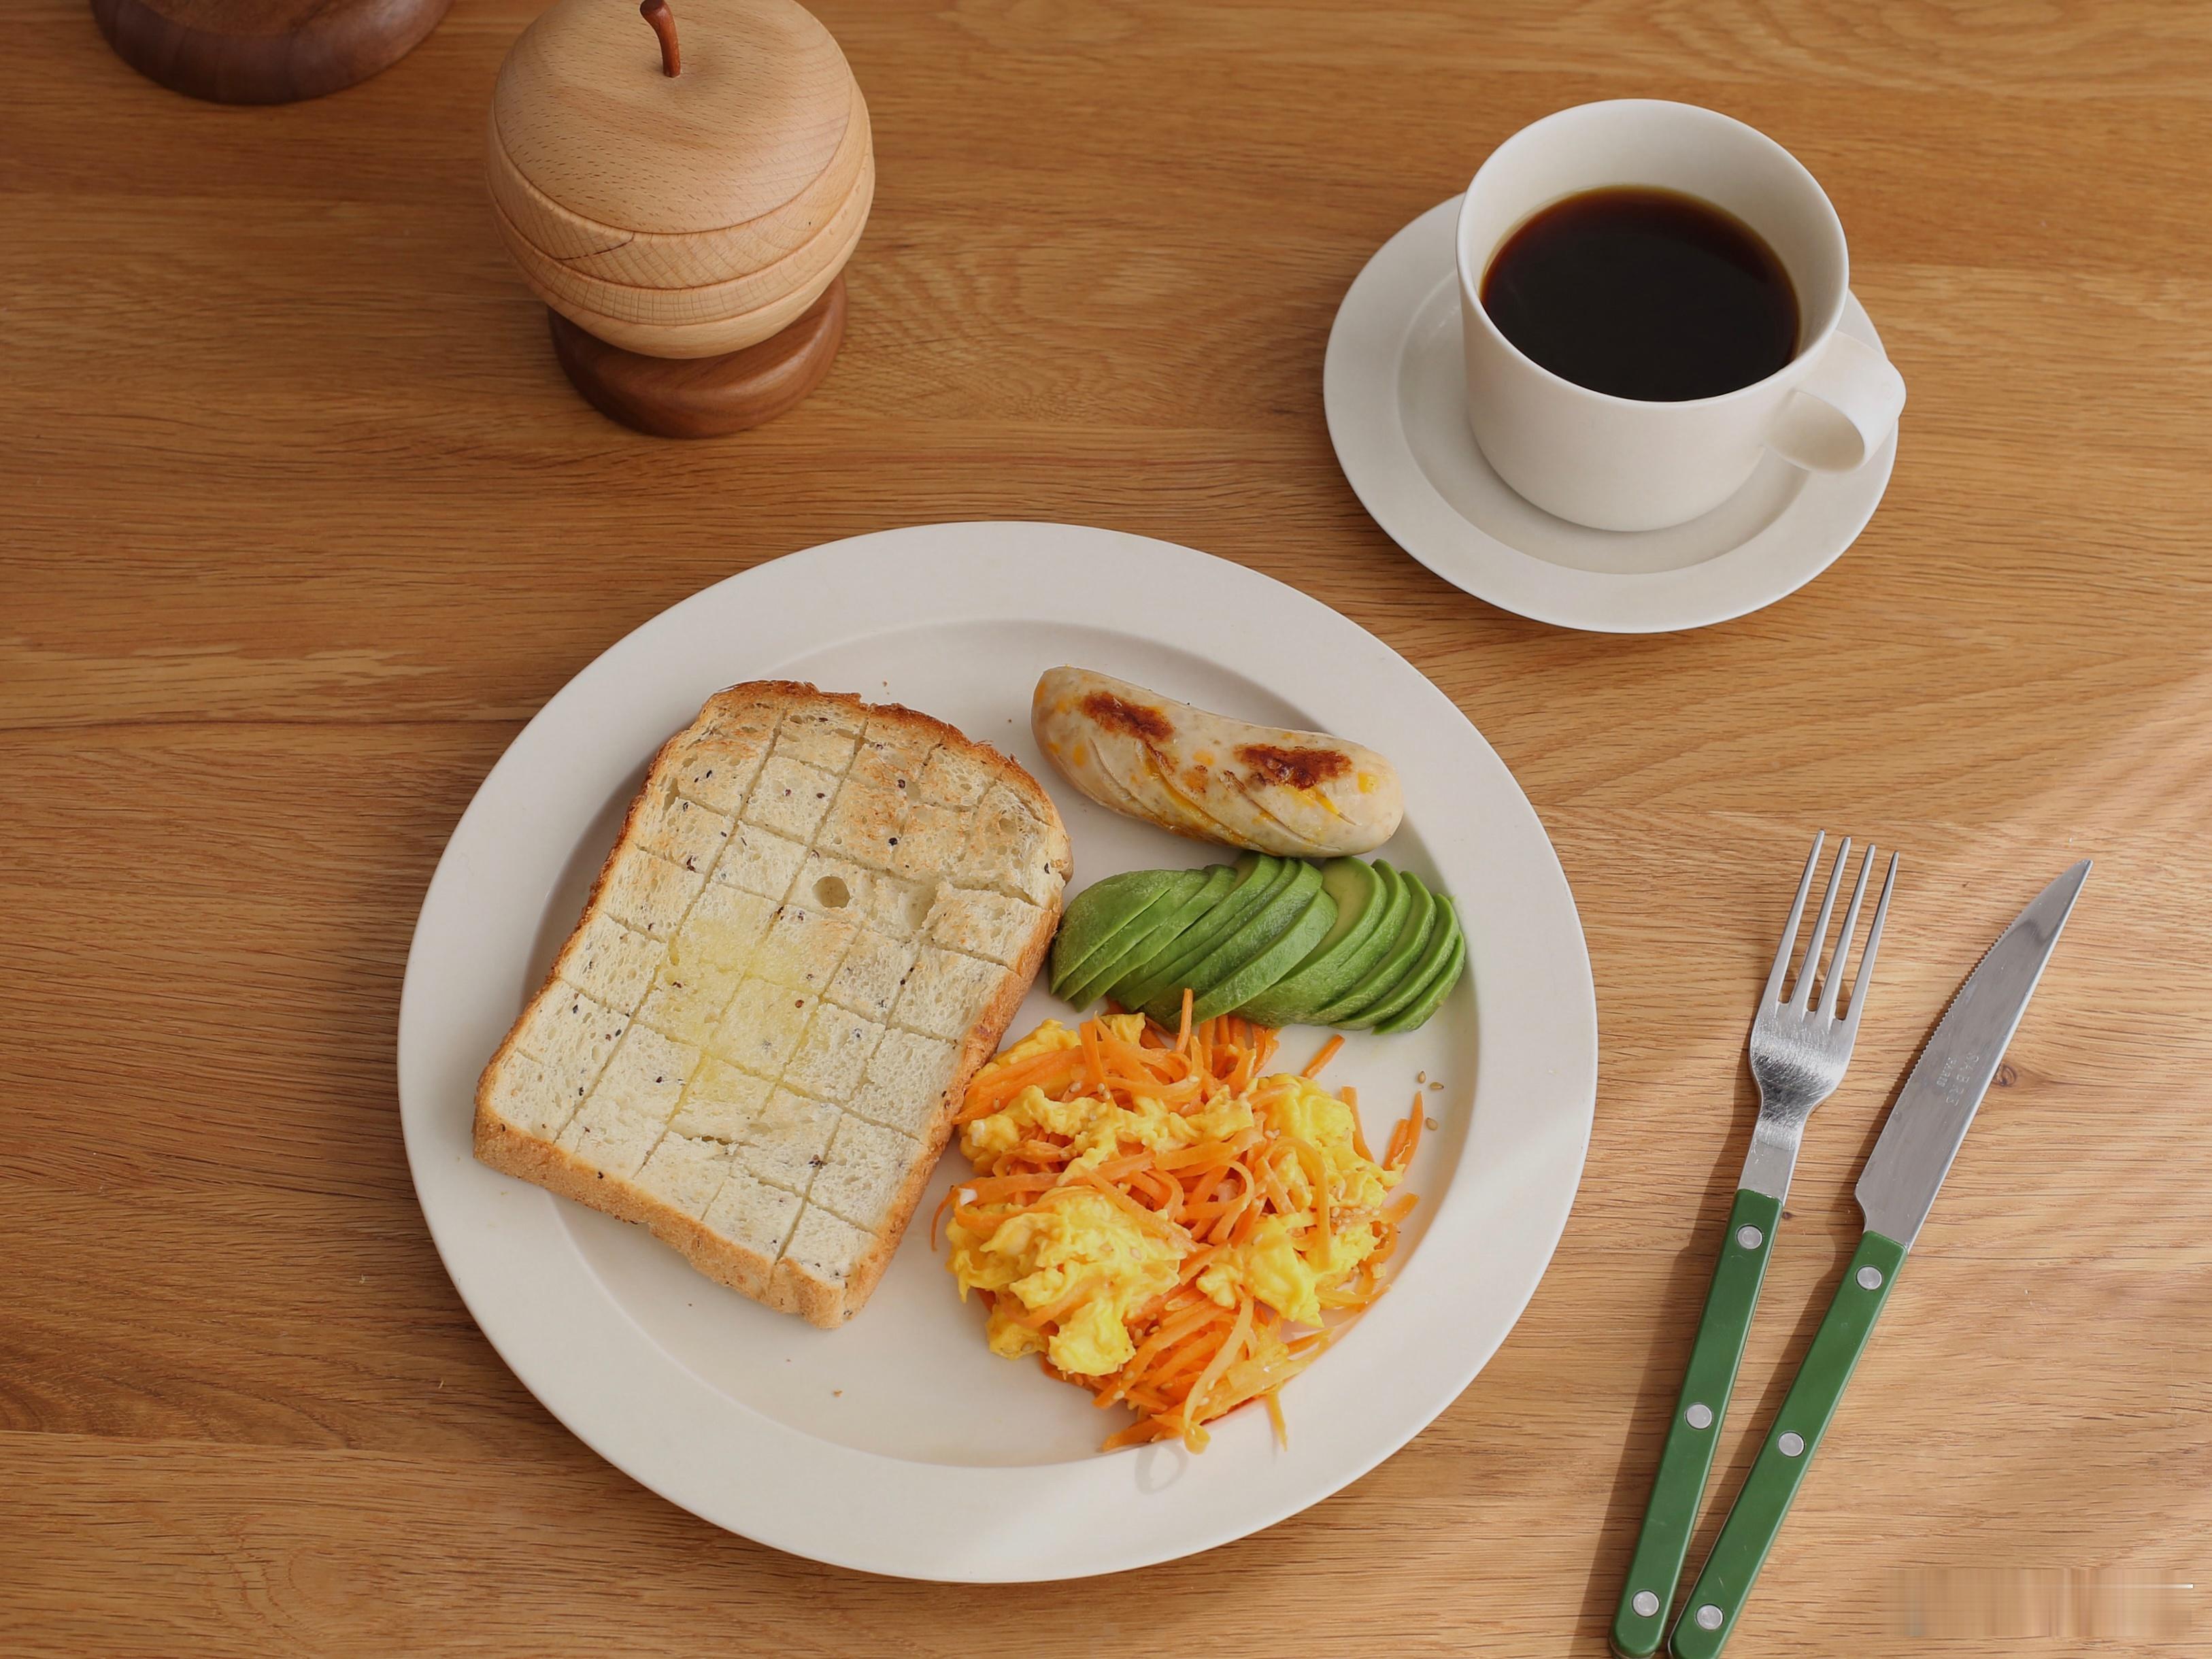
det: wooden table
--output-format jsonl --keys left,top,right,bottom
{"left": 7, "top": 1, "right": 2208, "bottom": 1652}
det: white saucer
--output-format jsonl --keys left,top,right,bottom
{"left": 1324, "top": 196, "right": 1899, "bottom": 633}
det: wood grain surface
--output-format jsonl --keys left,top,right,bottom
{"left": 4, "top": 1, "right": 2209, "bottom": 1654}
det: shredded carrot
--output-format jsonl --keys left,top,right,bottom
{"left": 1081, "top": 1019, "right": 1109, "bottom": 1094}
{"left": 1344, "top": 1085, "right": 1375, "bottom": 1164}
{"left": 957, "top": 1047, "right": 1084, "bottom": 1119}
{"left": 1302, "top": 1033, "right": 1345, "bottom": 1079}
{"left": 939, "top": 1009, "right": 1422, "bottom": 1452}
{"left": 1388, "top": 1089, "right": 1426, "bottom": 1171}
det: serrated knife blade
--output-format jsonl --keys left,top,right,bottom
{"left": 1855, "top": 860, "right": 2091, "bottom": 1249}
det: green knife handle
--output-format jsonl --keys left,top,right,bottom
{"left": 1610, "top": 1188, "right": 1783, "bottom": 1658}
{"left": 1668, "top": 1230, "right": 1908, "bottom": 1659}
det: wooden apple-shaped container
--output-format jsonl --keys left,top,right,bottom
{"left": 488, "top": 0, "right": 873, "bottom": 436}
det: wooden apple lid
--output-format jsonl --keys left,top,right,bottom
{"left": 488, "top": 0, "right": 872, "bottom": 358}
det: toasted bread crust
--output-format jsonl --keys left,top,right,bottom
{"left": 473, "top": 680, "right": 1071, "bottom": 1327}
{"left": 473, "top": 1113, "right": 790, "bottom": 1298}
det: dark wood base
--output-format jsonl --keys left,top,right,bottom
{"left": 547, "top": 278, "right": 848, "bottom": 439}
{"left": 91, "top": 0, "right": 452, "bottom": 104}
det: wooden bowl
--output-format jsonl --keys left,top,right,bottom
{"left": 488, "top": 0, "right": 872, "bottom": 390}
{"left": 93, "top": 0, "right": 450, "bottom": 103}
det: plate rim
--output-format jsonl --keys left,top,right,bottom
{"left": 397, "top": 521, "right": 1598, "bottom": 1580}
{"left": 1324, "top": 195, "right": 1898, "bottom": 634}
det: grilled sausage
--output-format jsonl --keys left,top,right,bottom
{"left": 1030, "top": 667, "right": 1403, "bottom": 856}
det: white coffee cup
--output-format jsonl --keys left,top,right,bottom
{"left": 1457, "top": 100, "right": 1905, "bottom": 533}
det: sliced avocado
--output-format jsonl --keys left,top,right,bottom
{"left": 1238, "top": 858, "right": 1399, "bottom": 1027}
{"left": 1131, "top": 855, "right": 1300, "bottom": 1022}
{"left": 1147, "top": 859, "right": 1323, "bottom": 1025}
{"left": 1058, "top": 867, "right": 1219, "bottom": 1010}
{"left": 1352, "top": 894, "right": 1459, "bottom": 1028}
{"left": 1192, "top": 880, "right": 1339, "bottom": 1024}
{"left": 1372, "top": 926, "right": 1467, "bottom": 1034}
{"left": 1226, "top": 864, "right": 1368, "bottom": 1028}
{"left": 1049, "top": 869, "right": 1186, "bottom": 996}
{"left": 1113, "top": 854, "right": 1283, "bottom": 1010}
{"left": 1311, "top": 871, "right": 1437, "bottom": 1026}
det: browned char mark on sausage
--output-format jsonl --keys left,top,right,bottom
{"left": 1081, "top": 691, "right": 1176, "bottom": 744}
{"left": 1234, "top": 743, "right": 1351, "bottom": 790}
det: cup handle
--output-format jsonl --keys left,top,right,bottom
{"left": 1765, "top": 333, "right": 1906, "bottom": 473}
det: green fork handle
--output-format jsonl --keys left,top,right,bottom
{"left": 1668, "top": 1230, "right": 1907, "bottom": 1658}
{"left": 1611, "top": 1187, "right": 1783, "bottom": 1658}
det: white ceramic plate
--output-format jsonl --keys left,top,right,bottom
{"left": 1326, "top": 197, "right": 1898, "bottom": 633}
{"left": 399, "top": 522, "right": 1596, "bottom": 1581}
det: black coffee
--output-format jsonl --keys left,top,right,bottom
{"left": 1479, "top": 186, "right": 1798, "bottom": 401}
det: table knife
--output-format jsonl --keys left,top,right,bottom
{"left": 1669, "top": 858, "right": 2091, "bottom": 1658}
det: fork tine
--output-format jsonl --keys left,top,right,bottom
{"left": 1762, "top": 832, "right": 1825, "bottom": 1007}
{"left": 1817, "top": 845, "right": 1877, "bottom": 1020}
{"left": 1792, "top": 837, "right": 1852, "bottom": 1008}
{"left": 1841, "top": 852, "right": 1900, "bottom": 1031}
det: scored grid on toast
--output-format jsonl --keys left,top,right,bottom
{"left": 473, "top": 681, "right": 1072, "bottom": 1327}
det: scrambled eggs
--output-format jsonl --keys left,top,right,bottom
{"left": 943, "top": 1015, "right": 1417, "bottom": 1446}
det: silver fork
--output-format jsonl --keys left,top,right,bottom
{"left": 1611, "top": 833, "right": 1900, "bottom": 1659}
{"left": 1740, "top": 833, "right": 1900, "bottom": 1203}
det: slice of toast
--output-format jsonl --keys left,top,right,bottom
{"left": 474, "top": 681, "right": 1071, "bottom": 1327}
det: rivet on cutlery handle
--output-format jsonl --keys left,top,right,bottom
{"left": 1609, "top": 1188, "right": 1781, "bottom": 1658}
{"left": 1666, "top": 1232, "right": 1907, "bottom": 1659}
